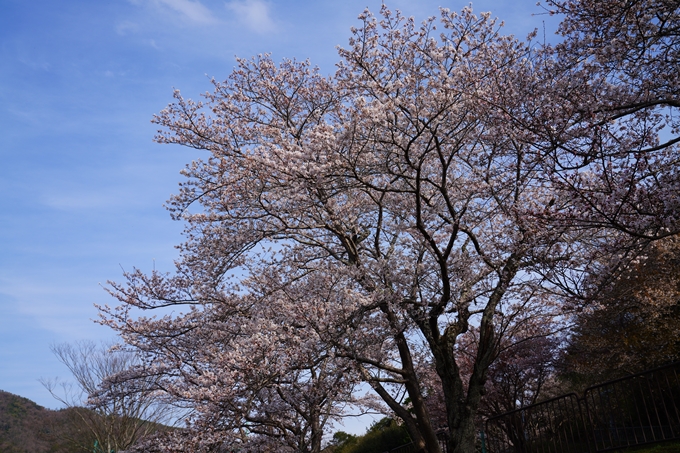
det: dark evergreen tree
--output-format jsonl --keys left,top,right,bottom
{"left": 560, "top": 236, "right": 680, "bottom": 388}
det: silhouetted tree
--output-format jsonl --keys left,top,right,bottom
{"left": 42, "top": 341, "right": 176, "bottom": 452}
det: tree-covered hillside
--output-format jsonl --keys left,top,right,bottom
{"left": 0, "top": 390, "right": 93, "bottom": 452}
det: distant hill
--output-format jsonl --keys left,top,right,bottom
{"left": 0, "top": 390, "right": 94, "bottom": 452}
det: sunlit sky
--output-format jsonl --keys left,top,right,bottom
{"left": 0, "top": 0, "right": 559, "bottom": 432}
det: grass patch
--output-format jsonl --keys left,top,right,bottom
{"left": 626, "top": 441, "right": 680, "bottom": 453}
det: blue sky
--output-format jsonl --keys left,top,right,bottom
{"left": 0, "top": 0, "right": 558, "bottom": 429}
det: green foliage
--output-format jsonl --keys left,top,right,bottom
{"left": 325, "top": 431, "right": 358, "bottom": 452}
{"left": 333, "top": 431, "right": 358, "bottom": 444}
{"left": 7, "top": 400, "right": 27, "bottom": 419}
{"left": 331, "top": 418, "right": 411, "bottom": 453}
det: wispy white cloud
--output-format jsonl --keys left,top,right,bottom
{"left": 153, "top": 0, "right": 217, "bottom": 24}
{"left": 17, "top": 56, "right": 51, "bottom": 72}
{"left": 226, "top": 0, "right": 277, "bottom": 34}
{"left": 116, "top": 20, "right": 140, "bottom": 36}
{"left": 43, "top": 189, "right": 144, "bottom": 211}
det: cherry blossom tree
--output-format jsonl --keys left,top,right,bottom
{"left": 420, "top": 315, "right": 561, "bottom": 446}
{"left": 547, "top": 0, "right": 679, "bottom": 112}
{"left": 103, "top": 277, "right": 360, "bottom": 453}
{"left": 530, "top": 0, "right": 680, "bottom": 242}
{"left": 101, "top": 3, "right": 678, "bottom": 453}
{"left": 454, "top": 325, "right": 560, "bottom": 419}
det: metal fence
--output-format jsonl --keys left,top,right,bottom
{"left": 484, "top": 393, "right": 590, "bottom": 453}
{"left": 584, "top": 362, "right": 680, "bottom": 451}
{"left": 485, "top": 361, "right": 680, "bottom": 453}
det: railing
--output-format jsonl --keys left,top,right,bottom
{"left": 485, "top": 361, "right": 680, "bottom": 453}
{"left": 485, "top": 393, "right": 590, "bottom": 453}
{"left": 584, "top": 362, "right": 680, "bottom": 451}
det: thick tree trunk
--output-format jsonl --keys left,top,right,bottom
{"left": 450, "top": 416, "right": 479, "bottom": 453}
{"left": 309, "top": 406, "right": 322, "bottom": 453}
{"left": 444, "top": 254, "right": 523, "bottom": 453}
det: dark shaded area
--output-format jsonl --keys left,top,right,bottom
{"left": 485, "top": 362, "right": 680, "bottom": 453}
{"left": 560, "top": 236, "right": 680, "bottom": 390}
